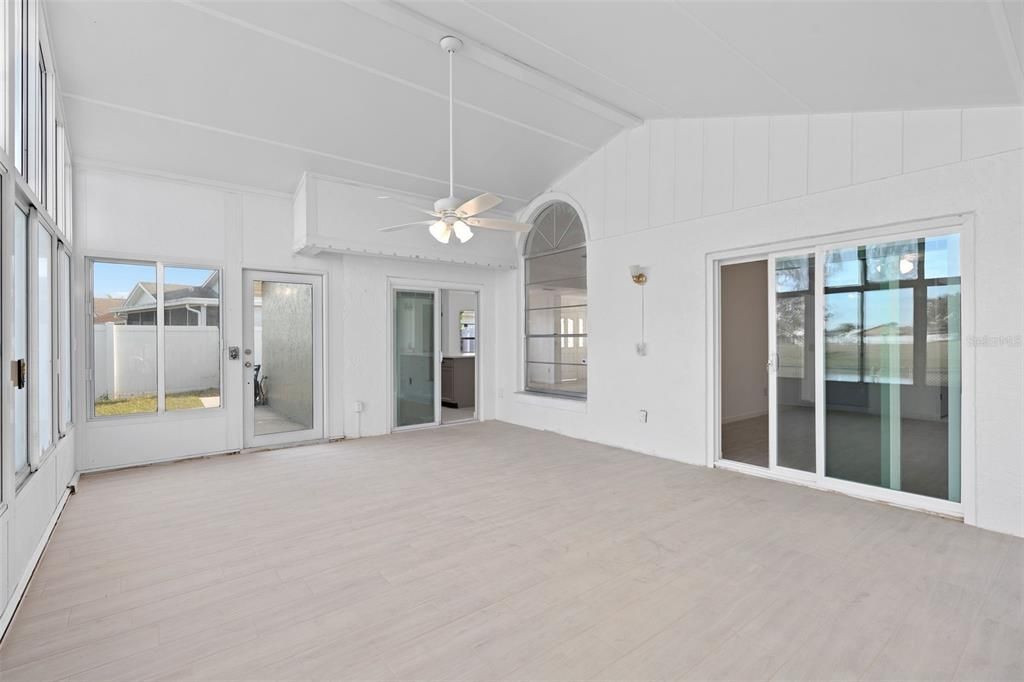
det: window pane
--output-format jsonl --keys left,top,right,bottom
{"left": 924, "top": 234, "right": 960, "bottom": 279}
{"left": 776, "top": 254, "right": 816, "bottom": 473}
{"left": 862, "top": 289, "right": 914, "bottom": 384}
{"left": 525, "top": 247, "right": 587, "bottom": 287}
{"left": 59, "top": 248, "right": 72, "bottom": 431}
{"left": 526, "top": 337, "right": 587, "bottom": 368}
{"left": 866, "top": 240, "right": 918, "bottom": 282}
{"left": 526, "top": 363, "right": 587, "bottom": 396}
{"left": 825, "top": 236, "right": 961, "bottom": 502}
{"left": 37, "top": 228, "right": 52, "bottom": 453}
{"left": 527, "top": 305, "right": 587, "bottom": 337}
{"left": 825, "top": 292, "right": 862, "bottom": 382}
{"left": 824, "top": 247, "right": 862, "bottom": 287}
{"left": 14, "top": 0, "right": 27, "bottom": 175}
{"left": 775, "top": 256, "right": 810, "bottom": 293}
{"left": 14, "top": 208, "right": 29, "bottom": 474}
{"left": 165, "top": 267, "right": 221, "bottom": 411}
{"left": 526, "top": 284, "right": 585, "bottom": 310}
{"left": 927, "top": 285, "right": 961, "bottom": 387}
{"left": 92, "top": 261, "right": 157, "bottom": 416}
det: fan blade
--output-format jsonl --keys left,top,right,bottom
{"left": 457, "top": 192, "right": 502, "bottom": 217}
{"left": 465, "top": 217, "right": 532, "bottom": 232}
{"left": 378, "top": 220, "right": 435, "bottom": 233}
{"left": 376, "top": 195, "right": 438, "bottom": 217}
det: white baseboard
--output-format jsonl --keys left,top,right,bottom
{"left": 0, "top": 486, "right": 73, "bottom": 643}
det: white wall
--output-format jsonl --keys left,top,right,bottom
{"left": 74, "top": 166, "right": 499, "bottom": 469}
{"left": 496, "top": 107, "right": 1024, "bottom": 538}
{"left": 720, "top": 260, "right": 768, "bottom": 422}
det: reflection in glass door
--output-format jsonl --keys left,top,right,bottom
{"left": 394, "top": 290, "right": 437, "bottom": 429}
{"left": 243, "top": 270, "right": 323, "bottom": 448}
{"left": 771, "top": 253, "right": 816, "bottom": 473}
{"left": 13, "top": 206, "right": 29, "bottom": 480}
{"left": 823, "top": 235, "right": 961, "bottom": 501}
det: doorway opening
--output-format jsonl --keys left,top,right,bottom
{"left": 391, "top": 283, "right": 480, "bottom": 431}
{"left": 441, "top": 290, "right": 478, "bottom": 424}
{"left": 719, "top": 259, "right": 769, "bottom": 467}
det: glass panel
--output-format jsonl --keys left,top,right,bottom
{"left": 165, "top": 267, "right": 221, "bottom": 411}
{"left": 14, "top": 0, "right": 27, "bottom": 175}
{"left": 92, "top": 261, "right": 158, "bottom": 416}
{"left": 824, "top": 247, "right": 862, "bottom": 287}
{"left": 527, "top": 305, "right": 588, "bottom": 337}
{"left": 525, "top": 247, "right": 587, "bottom": 287}
{"left": 14, "top": 208, "right": 29, "bottom": 474}
{"left": 866, "top": 240, "right": 918, "bottom": 283}
{"left": 395, "top": 291, "right": 435, "bottom": 427}
{"left": 775, "top": 254, "right": 815, "bottom": 472}
{"left": 37, "top": 228, "right": 52, "bottom": 453}
{"left": 824, "top": 236, "right": 961, "bottom": 501}
{"left": 924, "top": 234, "right": 960, "bottom": 280}
{"left": 253, "top": 280, "right": 314, "bottom": 435}
{"left": 526, "top": 362, "right": 587, "bottom": 396}
{"left": 59, "top": 248, "right": 71, "bottom": 432}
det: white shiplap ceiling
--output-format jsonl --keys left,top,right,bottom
{"left": 49, "top": 1, "right": 1024, "bottom": 207}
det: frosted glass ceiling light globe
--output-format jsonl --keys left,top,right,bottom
{"left": 453, "top": 220, "right": 474, "bottom": 243}
{"left": 429, "top": 220, "right": 452, "bottom": 244}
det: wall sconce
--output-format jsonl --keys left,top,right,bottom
{"left": 630, "top": 265, "right": 648, "bottom": 286}
{"left": 630, "top": 265, "right": 648, "bottom": 356}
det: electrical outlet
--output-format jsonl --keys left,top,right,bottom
{"left": 639, "top": 409, "right": 648, "bottom": 424}
{"left": 353, "top": 401, "right": 364, "bottom": 413}
{"left": 498, "top": 388, "right": 505, "bottom": 398}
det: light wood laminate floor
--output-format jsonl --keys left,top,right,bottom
{"left": 1, "top": 421, "right": 1021, "bottom": 680}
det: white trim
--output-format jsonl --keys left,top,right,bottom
{"left": 708, "top": 212, "right": 974, "bottom": 522}
{"left": 0, "top": 484, "right": 71, "bottom": 644}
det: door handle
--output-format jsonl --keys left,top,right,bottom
{"left": 11, "top": 358, "right": 27, "bottom": 389}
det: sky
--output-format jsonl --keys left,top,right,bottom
{"left": 93, "top": 263, "right": 214, "bottom": 299}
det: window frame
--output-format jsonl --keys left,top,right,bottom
{"left": 521, "top": 200, "right": 588, "bottom": 400}
{"left": 86, "top": 257, "right": 225, "bottom": 421}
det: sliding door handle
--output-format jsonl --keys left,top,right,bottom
{"left": 11, "top": 358, "right": 27, "bottom": 389}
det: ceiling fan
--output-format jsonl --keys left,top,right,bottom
{"left": 377, "top": 36, "right": 531, "bottom": 244}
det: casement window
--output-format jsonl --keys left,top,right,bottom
{"left": 523, "top": 202, "right": 587, "bottom": 398}
{"left": 89, "top": 260, "right": 223, "bottom": 418}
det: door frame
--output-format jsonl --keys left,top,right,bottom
{"left": 387, "top": 277, "right": 483, "bottom": 433}
{"left": 707, "top": 212, "right": 975, "bottom": 523}
{"left": 242, "top": 269, "right": 324, "bottom": 449}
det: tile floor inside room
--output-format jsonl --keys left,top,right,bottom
{"left": 1, "top": 422, "right": 1020, "bottom": 680}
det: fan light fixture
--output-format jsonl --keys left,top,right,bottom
{"left": 374, "top": 37, "right": 532, "bottom": 242}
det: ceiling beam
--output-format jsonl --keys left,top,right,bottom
{"left": 344, "top": 0, "right": 644, "bottom": 130}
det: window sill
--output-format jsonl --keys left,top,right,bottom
{"left": 513, "top": 391, "right": 588, "bottom": 413}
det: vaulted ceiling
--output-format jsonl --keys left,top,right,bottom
{"left": 49, "top": 1, "right": 1024, "bottom": 210}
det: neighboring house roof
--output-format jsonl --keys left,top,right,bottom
{"left": 115, "top": 273, "right": 221, "bottom": 314}
{"left": 93, "top": 298, "right": 126, "bottom": 324}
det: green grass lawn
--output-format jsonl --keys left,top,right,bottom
{"left": 95, "top": 388, "right": 220, "bottom": 416}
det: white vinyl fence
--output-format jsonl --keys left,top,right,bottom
{"left": 94, "top": 324, "right": 221, "bottom": 398}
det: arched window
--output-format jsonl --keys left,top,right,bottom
{"left": 523, "top": 202, "right": 587, "bottom": 397}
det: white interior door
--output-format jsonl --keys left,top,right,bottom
{"left": 242, "top": 270, "right": 323, "bottom": 449}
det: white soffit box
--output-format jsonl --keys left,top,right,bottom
{"left": 293, "top": 173, "right": 519, "bottom": 269}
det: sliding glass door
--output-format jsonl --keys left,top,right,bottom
{"left": 752, "top": 228, "right": 963, "bottom": 511}
{"left": 823, "top": 234, "right": 961, "bottom": 502}
{"left": 769, "top": 252, "right": 817, "bottom": 474}
{"left": 394, "top": 289, "right": 438, "bottom": 429}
